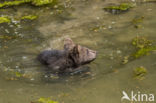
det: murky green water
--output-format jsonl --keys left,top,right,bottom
{"left": 0, "top": 0, "right": 156, "bottom": 103}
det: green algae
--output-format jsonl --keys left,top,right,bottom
{"left": 122, "top": 55, "right": 130, "bottom": 64}
{"left": 38, "top": 97, "right": 58, "bottom": 103}
{"left": 104, "top": 3, "right": 134, "bottom": 14}
{"left": 0, "top": 35, "right": 19, "bottom": 41}
{"left": 0, "top": 15, "right": 38, "bottom": 23}
{"left": 90, "top": 25, "right": 106, "bottom": 32}
{"left": 15, "top": 71, "right": 23, "bottom": 77}
{"left": 21, "top": 15, "right": 38, "bottom": 20}
{"left": 0, "top": 0, "right": 57, "bottom": 8}
{"left": 3, "top": 69, "right": 23, "bottom": 80}
{"left": 123, "top": 37, "right": 156, "bottom": 64}
{"left": 132, "top": 36, "right": 156, "bottom": 58}
{"left": 32, "top": 0, "right": 57, "bottom": 6}
{"left": 132, "top": 16, "right": 144, "bottom": 28}
{"left": 132, "top": 16, "right": 144, "bottom": 24}
{"left": 133, "top": 66, "right": 147, "bottom": 80}
{"left": 0, "top": 0, "right": 31, "bottom": 8}
{"left": 132, "top": 36, "right": 153, "bottom": 49}
{"left": 133, "top": 46, "right": 156, "bottom": 58}
{"left": 0, "top": 16, "right": 11, "bottom": 23}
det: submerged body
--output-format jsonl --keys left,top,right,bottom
{"left": 38, "top": 38, "right": 97, "bottom": 73}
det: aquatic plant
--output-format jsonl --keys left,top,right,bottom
{"left": 132, "top": 16, "right": 144, "bottom": 24}
{"left": 90, "top": 25, "right": 106, "bottom": 32}
{"left": 132, "top": 36, "right": 153, "bottom": 49}
{"left": 38, "top": 97, "right": 58, "bottom": 103}
{"left": 0, "top": 35, "right": 19, "bottom": 40}
{"left": 32, "top": 0, "right": 57, "bottom": 6}
{"left": 21, "top": 15, "right": 38, "bottom": 20}
{"left": 0, "top": 16, "right": 11, "bottom": 23}
{"left": 133, "top": 46, "right": 156, "bottom": 58}
{"left": 133, "top": 66, "right": 147, "bottom": 80}
{"left": 104, "top": 3, "right": 134, "bottom": 14}
{"left": 132, "top": 36, "right": 156, "bottom": 58}
{"left": 132, "top": 16, "right": 144, "bottom": 28}
{"left": 15, "top": 71, "right": 23, "bottom": 77}
{"left": 122, "top": 56, "right": 130, "bottom": 64}
{"left": 0, "top": 0, "right": 57, "bottom": 8}
{"left": 0, "top": 0, "right": 31, "bottom": 8}
{"left": 3, "top": 69, "right": 23, "bottom": 80}
{"left": 122, "top": 37, "right": 155, "bottom": 64}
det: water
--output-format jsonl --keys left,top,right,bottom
{"left": 0, "top": 0, "right": 156, "bottom": 103}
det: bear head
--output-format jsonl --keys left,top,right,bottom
{"left": 64, "top": 38, "right": 97, "bottom": 66}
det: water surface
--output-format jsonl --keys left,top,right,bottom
{"left": 0, "top": 0, "right": 156, "bottom": 103}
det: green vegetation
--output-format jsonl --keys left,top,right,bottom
{"left": 104, "top": 3, "right": 134, "bottom": 14}
{"left": 133, "top": 46, "right": 156, "bottom": 58}
{"left": 15, "top": 71, "right": 23, "bottom": 77}
{"left": 0, "top": 15, "right": 37, "bottom": 25}
{"left": 132, "top": 16, "right": 144, "bottom": 25}
{"left": 0, "top": 35, "right": 19, "bottom": 40}
{"left": 133, "top": 66, "right": 147, "bottom": 80}
{"left": 0, "top": 16, "right": 11, "bottom": 23}
{"left": 122, "top": 56, "right": 130, "bottom": 64}
{"left": 0, "top": 0, "right": 31, "bottom": 8}
{"left": 132, "top": 36, "right": 152, "bottom": 49}
{"left": 0, "top": 0, "right": 57, "bottom": 8}
{"left": 106, "top": 3, "right": 133, "bottom": 10}
{"left": 21, "top": 15, "right": 38, "bottom": 20}
{"left": 90, "top": 25, "right": 106, "bottom": 32}
{"left": 32, "top": 0, "right": 57, "bottom": 6}
{"left": 132, "top": 36, "right": 156, "bottom": 58}
{"left": 123, "top": 37, "right": 156, "bottom": 64}
{"left": 38, "top": 97, "right": 58, "bottom": 103}
{"left": 132, "top": 16, "right": 144, "bottom": 28}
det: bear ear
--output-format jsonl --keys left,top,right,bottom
{"left": 69, "top": 44, "right": 80, "bottom": 64}
{"left": 73, "top": 45, "right": 79, "bottom": 55}
{"left": 64, "top": 38, "right": 75, "bottom": 51}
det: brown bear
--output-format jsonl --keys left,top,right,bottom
{"left": 37, "top": 38, "right": 97, "bottom": 74}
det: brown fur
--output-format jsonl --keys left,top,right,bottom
{"left": 38, "top": 38, "right": 97, "bottom": 73}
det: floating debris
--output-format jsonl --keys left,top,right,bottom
{"left": 133, "top": 46, "right": 156, "bottom": 58}
{"left": 132, "top": 36, "right": 156, "bottom": 58}
{"left": 0, "top": 14, "right": 38, "bottom": 25}
{"left": 38, "top": 97, "right": 58, "bottom": 103}
{"left": 104, "top": 3, "right": 135, "bottom": 14}
{"left": 0, "top": 35, "right": 20, "bottom": 41}
{"left": 0, "top": 0, "right": 31, "bottom": 8}
{"left": 132, "top": 16, "right": 144, "bottom": 28}
{"left": 132, "top": 36, "right": 153, "bottom": 49}
{"left": 133, "top": 66, "right": 147, "bottom": 80}
{"left": 90, "top": 25, "right": 106, "bottom": 32}
{"left": 0, "top": 16, "right": 11, "bottom": 24}
{"left": 122, "top": 36, "right": 156, "bottom": 64}
{"left": 32, "top": 0, "right": 58, "bottom": 6}
{"left": 122, "top": 56, "right": 130, "bottom": 64}
{"left": 0, "top": 0, "right": 58, "bottom": 8}
{"left": 21, "top": 15, "right": 38, "bottom": 20}
{"left": 15, "top": 71, "right": 23, "bottom": 78}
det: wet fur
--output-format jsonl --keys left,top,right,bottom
{"left": 38, "top": 38, "right": 96, "bottom": 73}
